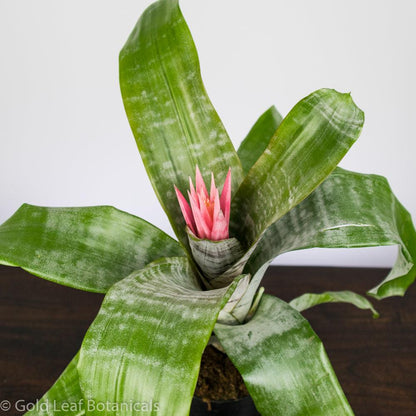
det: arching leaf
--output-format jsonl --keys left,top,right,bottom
{"left": 238, "top": 105, "right": 282, "bottom": 174}
{"left": 215, "top": 294, "right": 354, "bottom": 416}
{"left": 77, "top": 257, "right": 241, "bottom": 416}
{"left": 0, "top": 204, "right": 184, "bottom": 293}
{"left": 120, "top": 0, "right": 243, "bottom": 245}
{"left": 290, "top": 290, "right": 379, "bottom": 318}
{"left": 248, "top": 168, "right": 416, "bottom": 299}
{"left": 231, "top": 89, "right": 364, "bottom": 247}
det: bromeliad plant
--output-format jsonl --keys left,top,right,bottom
{"left": 1, "top": 0, "right": 415, "bottom": 415}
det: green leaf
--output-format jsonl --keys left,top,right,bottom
{"left": 217, "top": 274, "right": 251, "bottom": 325}
{"left": 120, "top": 0, "right": 243, "bottom": 245}
{"left": 238, "top": 105, "right": 282, "bottom": 174}
{"left": 231, "top": 261, "right": 270, "bottom": 323}
{"left": 25, "top": 354, "right": 84, "bottom": 416}
{"left": 187, "top": 228, "right": 245, "bottom": 288}
{"left": 0, "top": 204, "right": 184, "bottom": 293}
{"left": 77, "top": 257, "right": 241, "bottom": 416}
{"left": 290, "top": 290, "right": 379, "bottom": 318}
{"left": 248, "top": 168, "right": 416, "bottom": 299}
{"left": 215, "top": 294, "right": 354, "bottom": 416}
{"left": 231, "top": 89, "right": 364, "bottom": 247}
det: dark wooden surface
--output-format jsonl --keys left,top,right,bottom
{"left": 1, "top": 265, "right": 415, "bottom": 415}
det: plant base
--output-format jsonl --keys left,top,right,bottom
{"left": 191, "top": 345, "right": 260, "bottom": 415}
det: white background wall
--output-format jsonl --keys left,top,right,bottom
{"left": 1, "top": 0, "right": 415, "bottom": 267}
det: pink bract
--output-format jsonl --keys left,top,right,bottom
{"left": 174, "top": 167, "right": 231, "bottom": 241}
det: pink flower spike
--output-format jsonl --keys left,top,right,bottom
{"left": 210, "top": 173, "right": 217, "bottom": 204}
{"left": 212, "top": 186, "right": 221, "bottom": 225}
{"left": 188, "top": 178, "right": 199, "bottom": 209}
{"left": 211, "top": 210, "right": 228, "bottom": 241}
{"left": 197, "top": 191, "right": 213, "bottom": 230}
{"left": 174, "top": 186, "right": 196, "bottom": 235}
{"left": 189, "top": 193, "right": 210, "bottom": 239}
{"left": 195, "top": 166, "right": 209, "bottom": 199}
{"left": 220, "top": 169, "right": 232, "bottom": 225}
{"left": 174, "top": 168, "right": 231, "bottom": 241}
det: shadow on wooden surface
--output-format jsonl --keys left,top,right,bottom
{"left": 1, "top": 265, "right": 415, "bottom": 415}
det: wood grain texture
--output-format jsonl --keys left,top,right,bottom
{"left": 0, "top": 265, "right": 415, "bottom": 415}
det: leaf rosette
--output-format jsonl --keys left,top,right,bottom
{"left": 1, "top": 0, "right": 415, "bottom": 415}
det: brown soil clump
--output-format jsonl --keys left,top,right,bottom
{"left": 195, "top": 345, "right": 249, "bottom": 403}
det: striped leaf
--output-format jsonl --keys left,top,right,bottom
{"left": 218, "top": 106, "right": 285, "bottom": 321}
{"left": 217, "top": 274, "right": 251, "bottom": 325}
{"left": 0, "top": 204, "right": 184, "bottom": 293}
{"left": 25, "top": 354, "right": 84, "bottom": 416}
{"left": 237, "top": 105, "right": 282, "bottom": 174}
{"left": 187, "top": 228, "right": 245, "bottom": 288}
{"left": 77, "top": 257, "right": 241, "bottom": 416}
{"left": 231, "top": 89, "right": 364, "bottom": 247}
{"left": 120, "top": 0, "right": 243, "bottom": 245}
{"left": 290, "top": 290, "right": 379, "bottom": 318}
{"left": 215, "top": 294, "right": 354, "bottom": 416}
{"left": 248, "top": 168, "right": 416, "bottom": 299}
{"left": 231, "top": 261, "right": 270, "bottom": 323}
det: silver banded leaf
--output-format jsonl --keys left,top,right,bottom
{"left": 216, "top": 261, "right": 270, "bottom": 325}
{"left": 215, "top": 294, "right": 354, "bottom": 416}
{"left": 0, "top": 204, "right": 184, "bottom": 293}
{"left": 231, "top": 89, "right": 364, "bottom": 247}
{"left": 290, "top": 290, "right": 379, "bottom": 318}
{"left": 187, "top": 228, "right": 245, "bottom": 288}
{"left": 77, "top": 257, "right": 241, "bottom": 416}
{"left": 217, "top": 274, "right": 251, "bottom": 325}
{"left": 120, "top": 0, "right": 243, "bottom": 245}
{"left": 231, "top": 261, "right": 270, "bottom": 323}
{"left": 248, "top": 168, "right": 416, "bottom": 299}
{"left": 238, "top": 105, "right": 282, "bottom": 174}
{"left": 25, "top": 354, "right": 84, "bottom": 416}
